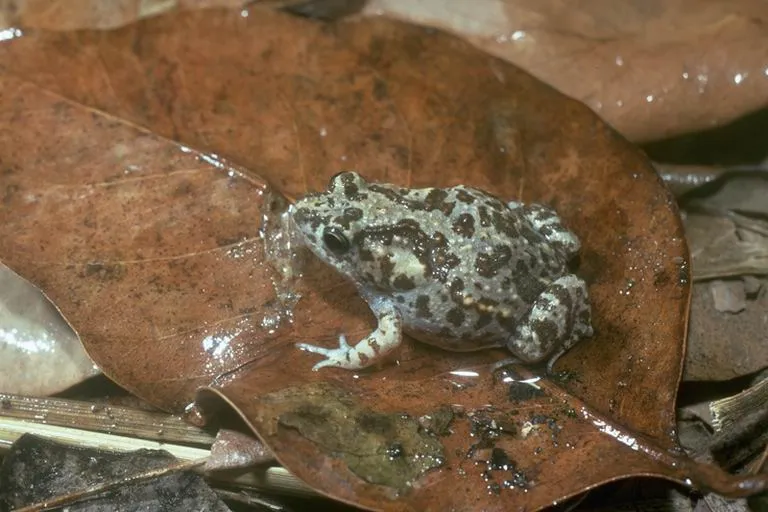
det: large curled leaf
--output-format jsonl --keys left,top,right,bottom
{"left": 0, "top": 8, "right": 765, "bottom": 511}
{"left": 0, "top": 83, "right": 273, "bottom": 409}
{"left": 362, "top": 0, "right": 768, "bottom": 143}
{"left": 0, "top": 0, "right": 249, "bottom": 30}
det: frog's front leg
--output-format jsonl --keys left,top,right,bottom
{"left": 296, "top": 297, "right": 403, "bottom": 371}
{"left": 507, "top": 274, "right": 593, "bottom": 373}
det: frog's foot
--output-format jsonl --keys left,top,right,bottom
{"left": 506, "top": 274, "right": 592, "bottom": 374}
{"left": 296, "top": 300, "right": 403, "bottom": 371}
{"left": 518, "top": 203, "right": 581, "bottom": 259}
{"left": 296, "top": 334, "right": 356, "bottom": 371}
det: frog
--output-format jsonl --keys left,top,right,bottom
{"left": 290, "top": 171, "right": 593, "bottom": 372}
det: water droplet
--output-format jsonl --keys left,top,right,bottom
{"left": 386, "top": 442, "right": 404, "bottom": 460}
{"left": 645, "top": 94, "right": 655, "bottom": 103}
{"left": 733, "top": 72, "right": 747, "bottom": 85}
{"left": 0, "top": 28, "right": 23, "bottom": 42}
{"left": 450, "top": 369, "right": 480, "bottom": 378}
{"left": 512, "top": 30, "right": 526, "bottom": 41}
{"left": 696, "top": 73, "right": 709, "bottom": 93}
{"left": 615, "top": 56, "right": 624, "bottom": 66}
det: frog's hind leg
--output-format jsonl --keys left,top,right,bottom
{"left": 296, "top": 298, "right": 403, "bottom": 371}
{"left": 514, "top": 202, "right": 581, "bottom": 259}
{"left": 505, "top": 274, "right": 593, "bottom": 373}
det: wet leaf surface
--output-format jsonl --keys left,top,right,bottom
{"left": 0, "top": 434, "right": 229, "bottom": 511}
{"left": 0, "top": 79, "right": 275, "bottom": 410}
{"left": 0, "top": 8, "right": 766, "bottom": 511}
{"left": 264, "top": 383, "right": 447, "bottom": 491}
{"left": 0, "top": 262, "right": 99, "bottom": 395}
{"left": 4, "top": 1, "right": 768, "bottom": 146}
{"left": 362, "top": 0, "right": 768, "bottom": 143}
{"left": 0, "top": 0, "right": 248, "bottom": 30}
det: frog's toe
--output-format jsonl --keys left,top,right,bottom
{"left": 295, "top": 344, "right": 346, "bottom": 371}
{"left": 296, "top": 334, "right": 356, "bottom": 370}
{"left": 337, "top": 334, "right": 350, "bottom": 350}
{"left": 295, "top": 342, "right": 330, "bottom": 356}
{"left": 311, "top": 358, "right": 339, "bottom": 371}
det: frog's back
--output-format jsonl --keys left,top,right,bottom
{"left": 389, "top": 183, "right": 574, "bottom": 350}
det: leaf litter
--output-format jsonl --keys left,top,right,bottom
{"left": 0, "top": 5, "right": 766, "bottom": 511}
{"left": 0, "top": 434, "right": 226, "bottom": 512}
{"left": 681, "top": 173, "right": 768, "bottom": 381}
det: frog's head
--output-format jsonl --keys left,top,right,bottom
{"left": 290, "top": 172, "right": 374, "bottom": 279}
{"left": 290, "top": 171, "right": 427, "bottom": 291}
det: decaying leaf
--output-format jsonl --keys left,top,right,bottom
{"left": 709, "top": 280, "right": 746, "bottom": 314}
{"left": 205, "top": 428, "right": 275, "bottom": 472}
{"left": 685, "top": 280, "right": 768, "bottom": 381}
{"left": 685, "top": 212, "right": 768, "bottom": 280}
{"left": 0, "top": 434, "right": 227, "bottom": 511}
{"left": 0, "top": 8, "right": 765, "bottom": 512}
{"left": 0, "top": 262, "right": 99, "bottom": 395}
{"left": 681, "top": 176, "right": 768, "bottom": 380}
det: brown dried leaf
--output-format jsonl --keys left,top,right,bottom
{"left": 7, "top": 1, "right": 768, "bottom": 143}
{"left": 0, "top": 262, "right": 99, "bottom": 395}
{"left": 684, "top": 279, "right": 768, "bottom": 381}
{"left": 205, "top": 429, "right": 274, "bottom": 471}
{"left": 0, "top": 83, "right": 274, "bottom": 409}
{"left": 0, "top": 9, "right": 765, "bottom": 511}
{"left": 362, "top": 0, "right": 768, "bottom": 143}
{"left": 0, "top": 0, "right": 247, "bottom": 30}
{"left": 685, "top": 212, "right": 768, "bottom": 280}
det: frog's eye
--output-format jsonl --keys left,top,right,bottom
{"left": 322, "top": 227, "right": 351, "bottom": 255}
{"left": 328, "top": 171, "right": 364, "bottom": 191}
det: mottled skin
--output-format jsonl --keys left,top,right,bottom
{"left": 291, "top": 172, "right": 593, "bottom": 372}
